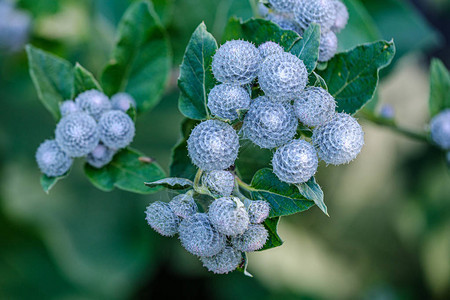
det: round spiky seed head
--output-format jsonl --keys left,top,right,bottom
{"left": 247, "top": 200, "right": 271, "bottom": 224}
{"left": 293, "top": 87, "right": 336, "bottom": 127}
{"left": 187, "top": 120, "right": 239, "bottom": 171}
{"left": 242, "top": 96, "right": 298, "bottom": 149}
{"left": 266, "top": 12, "right": 303, "bottom": 34}
{"left": 294, "top": 0, "right": 337, "bottom": 32}
{"left": 272, "top": 139, "right": 318, "bottom": 184}
{"left": 208, "top": 197, "right": 249, "bottom": 236}
{"left": 430, "top": 109, "right": 450, "bottom": 150}
{"left": 318, "top": 30, "right": 338, "bottom": 62}
{"left": 258, "top": 51, "right": 308, "bottom": 102}
{"left": 145, "top": 201, "right": 180, "bottom": 237}
{"left": 60, "top": 100, "right": 79, "bottom": 117}
{"left": 98, "top": 110, "right": 135, "bottom": 149}
{"left": 179, "top": 213, "right": 226, "bottom": 257}
{"left": 312, "top": 113, "right": 365, "bottom": 165}
{"left": 203, "top": 170, "right": 235, "bottom": 197}
{"left": 169, "top": 193, "right": 197, "bottom": 219}
{"left": 75, "top": 89, "right": 111, "bottom": 120}
{"left": 55, "top": 112, "right": 99, "bottom": 157}
{"left": 207, "top": 84, "right": 251, "bottom": 121}
{"left": 36, "top": 140, "right": 73, "bottom": 177}
{"left": 268, "top": 0, "right": 299, "bottom": 13}
{"left": 111, "top": 92, "right": 136, "bottom": 112}
{"left": 212, "top": 40, "right": 261, "bottom": 85}
{"left": 86, "top": 143, "right": 115, "bottom": 168}
{"left": 331, "top": 0, "right": 349, "bottom": 33}
{"left": 0, "top": 2, "right": 30, "bottom": 53}
{"left": 258, "top": 41, "right": 284, "bottom": 60}
{"left": 200, "top": 245, "right": 242, "bottom": 274}
{"left": 231, "top": 224, "right": 269, "bottom": 252}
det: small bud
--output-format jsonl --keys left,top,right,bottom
{"left": 36, "top": 140, "right": 73, "bottom": 177}
{"left": 247, "top": 200, "right": 271, "bottom": 224}
{"left": 208, "top": 197, "right": 249, "bottom": 236}
{"left": 200, "top": 245, "right": 242, "bottom": 274}
{"left": 231, "top": 224, "right": 269, "bottom": 252}
{"left": 75, "top": 90, "right": 111, "bottom": 120}
{"left": 203, "top": 170, "right": 235, "bottom": 197}
{"left": 98, "top": 110, "right": 135, "bottom": 149}
{"left": 169, "top": 193, "right": 197, "bottom": 219}
{"left": 145, "top": 201, "right": 180, "bottom": 237}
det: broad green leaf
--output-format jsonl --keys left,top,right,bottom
{"left": 84, "top": 148, "right": 166, "bottom": 194}
{"left": 178, "top": 23, "right": 217, "bottom": 120}
{"left": 223, "top": 17, "right": 300, "bottom": 50}
{"left": 26, "top": 44, "right": 74, "bottom": 120}
{"left": 296, "top": 177, "right": 327, "bottom": 216}
{"left": 235, "top": 143, "right": 272, "bottom": 183}
{"left": 429, "top": 59, "right": 450, "bottom": 117}
{"left": 144, "top": 177, "right": 193, "bottom": 190}
{"left": 317, "top": 40, "right": 395, "bottom": 115}
{"left": 248, "top": 168, "right": 315, "bottom": 217}
{"left": 40, "top": 172, "right": 69, "bottom": 194}
{"left": 260, "top": 217, "right": 283, "bottom": 251}
{"left": 338, "top": 0, "right": 382, "bottom": 51}
{"left": 289, "top": 23, "right": 320, "bottom": 73}
{"left": 73, "top": 63, "right": 102, "bottom": 97}
{"left": 101, "top": 0, "right": 171, "bottom": 114}
{"left": 169, "top": 119, "right": 199, "bottom": 181}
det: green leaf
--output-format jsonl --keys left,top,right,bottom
{"left": 178, "top": 22, "right": 217, "bottom": 120}
{"left": 289, "top": 23, "right": 320, "bottom": 73}
{"left": 235, "top": 144, "right": 272, "bottom": 183}
{"left": 236, "top": 252, "right": 253, "bottom": 277}
{"left": 317, "top": 40, "right": 395, "bottom": 115}
{"left": 307, "top": 71, "right": 328, "bottom": 90}
{"left": 338, "top": 0, "right": 382, "bottom": 51}
{"left": 260, "top": 217, "right": 283, "bottom": 251}
{"left": 73, "top": 63, "right": 102, "bottom": 97}
{"left": 169, "top": 119, "right": 199, "bottom": 181}
{"left": 144, "top": 177, "right": 193, "bottom": 190}
{"left": 223, "top": 17, "right": 300, "bottom": 50}
{"left": 101, "top": 0, "right": 171, "bottom": 114}
{"left": 84, "top": 148, "right": 166, "bottom": 194}
{"left": 40, "top": 172, "right": 69, "bottom": 194}
{"left": 429, "top": 59, "right": 450, "bottom": 117}
{"left": 26, "top": 44, "right": 74, "bottom": 120}
{"left": 248, "top": 168, "right": 315, "bottom": 217}
{"left": 295, "top": 177, "right": 327, "bottom": 216}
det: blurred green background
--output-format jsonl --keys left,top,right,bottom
{"left": 0, "top": 0, "right": 449, "bottom": 299}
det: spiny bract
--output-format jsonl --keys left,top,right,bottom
{"left": 179, "top": 213, "right": 226, "bottom": 257}
{"left": 208, "top": 197, "right": 249, "bottom": 236}
{"left": 268, "top": 0, "right": 298, "bottom": 13}
{"left": 200, "top": 245, "right": 242, "bottom": 274}
{"left": 211, "top": 40, "right": 261, "bottom": 85}
{"left": 203, "top": 170, "right": 235, "bottom": 197}
{"left": 187, "top": 120, "right": 239, "bottom": 171}
{"left": 294, "top": 0, "right": 337, "bottom": 32}
{"left": 98, "top": 110, "right": 135, "bottom": 149}
{"left": 169, "top": 193, "right": 197, "bottom": 219}
{"left": 111, "top": 92, "right": 136, "bottom": 112}
{"left": 331, "top": 0, "right": 349, "bottom": 33}
{"left": 312, "top": 113, "right": 365, "bottom": 165}
{"left": 55, "top": 112, "right": 99, "bottom": 157}
{"left": 247, "top": 200, "right": 271, "bottom": 224}
{"left": 207, "top": 84, "right": 251, "bottom": 121}
{"left": 86, "top": 143, "right": 115, "bottom": 168}
{"left": 272, "top": 139, "right": 318, "bottom": 184}
{"left": 75, "top": 89, "right": 111, "bottom": 120}
{"left": 145, "top": 201, "right": 180, "bottom": 237}
{"left": 258, "top": 41, "right": 284, "bottom": 60}
{"left": 293, "top": 87, "right": 336, "bottom": 127}
{"left": 60, "top": 100, "right": 79, "bottom": 117}
{"left": 318, "top": 30, "right": 338, "bottom": 62}
{"left": 36, "top": 140, "right": 73, "bottom": 177}
{"left": 231, "top": 224, "right": 269, "bottom": 252}
{"left": 242, "top": 96, "right": 298, "bottom": 149}
{"left": 258, "top": 51, "right": 308, "bottom": 102}
{"left": 430, "top": 109, "right": 450, "bottom": 150}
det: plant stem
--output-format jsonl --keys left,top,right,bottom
{"left": 236, "top": 176, "right": 257, "bottom": 192}
{"left": 359, "top": 111, "right": 431, "bottom": 144}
